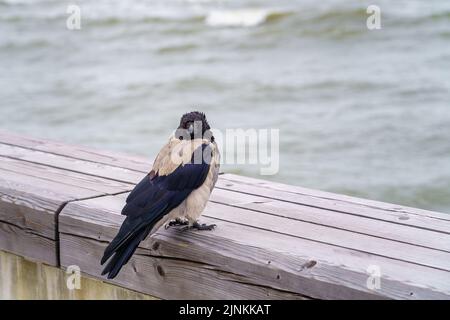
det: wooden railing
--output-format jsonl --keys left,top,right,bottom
{"left": 0, "top": 130, "right": 449, "bottom": 299}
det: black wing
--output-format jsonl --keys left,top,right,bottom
{"left": 100, "top": 143, "right": 211, "bottom": 279}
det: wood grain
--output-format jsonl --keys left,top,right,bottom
{"left": 220, "top": 174, "right": 450, "bottom": 221}
{"left": 59, "top": 194, "right": 450, "bottom": 299}
{"left": 60, "top": 234, "right": 308, "bottom": 300}
{"left": 0, "top": 154, "right": 133, "bottom": 265}
{"left": 0, "top": 221, "right": 57, "bottom": 266}
{"left": 210, "top": 188, "right": 450, "bottom": 252}
{"left": 215, "top": 176, "right": 450, "bottom": 233}
{"left": 0, "top": 144, "right": 144, "bottom": 184}
{"left": 0, "top": 130, "right": 151, "bottom": 172}
{"left": 2, "top": 130, "right": 450, "bottom": 299}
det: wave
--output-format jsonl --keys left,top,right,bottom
{"left": 205, "top": 8, "right": 291, "bottom": 27}
{"left": 156, "top": 43, "right": 198, "bottom": 54}
{"left": 0, "top": 0, "right": 54, "bottom": 5}
{"left": 0, "top": 39, "right": 51, "bottom": 50}
{"left": 0, "top": 0, "right": 32, "bottom": 4}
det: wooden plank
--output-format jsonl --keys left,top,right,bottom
{"left": 0, "top": 183, "right": 61, "bottom": 238}
{"left": 59, "top": 194, "right": 450, "bottom": 299}
{"left": 147, "top": 226, "right": 450, "bottom": 300}
{"left": 60, "top": 234, "right": 308, "bottom": 300}
{"left": 0, "top": 170, "right": 91, "bottom": 240}
{"left": 67, "top": 186, "right": 450, "bottom": 273}
{"left": 0, "top": 165, "right": 127, "bottom": 245}
{"left": 0, "top": 156, "right": 133, "bottom": 195}
{"left": 0, "top": 171, "right": 73, "bottom": 265}
{"left": 0, "top": 130, "right": 151, "bottom": 172}
{"left": 0, "top": 157, "right": 133, "bottom": 265}
{"left": 210, "top": 188, "right": 450, "bottom": 252}
{"left": 215, "top": 177, "right": 450, "bottom": 234}
{"left": 94, "top": 193, "right": 450, "bottom": 272}
{"left": 203, "top": 202, "right": 450, "bottom": 271}
{"left": 0, "top": 144, "right": 145, "bottom": 184}
{"left": 60, "top": 205, "right": 372, "bottom": 300}
{"left": 0, "top": 135, "right": 135, "bottom": 266}
{"left": 221, "top": 174, "right": 450, "bottom": 221}
{"left": 0, "top": 223, "right": 57, "bottom": 266}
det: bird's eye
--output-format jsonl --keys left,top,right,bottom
{"left": 175, "top": 128, "right": 188, "bottom": 140}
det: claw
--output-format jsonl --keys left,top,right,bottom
{"left": 192, "top": 222, "right": 217, "bottom": 231}
{"left": 166, "top": 218, "right": 189, "bottom": 229}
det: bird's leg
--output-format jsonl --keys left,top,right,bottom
{"left": 191, "top": 221, "right": 216, "bottom": 231}
{"left": 165, "top": 218, "right": 189, "bottom": 229}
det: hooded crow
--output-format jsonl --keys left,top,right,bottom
{"left": 100, "top": 111, "right": 220, "bottom": 279}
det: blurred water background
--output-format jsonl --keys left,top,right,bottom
{"left": 0, "top": 0, "right": 449, "bottom": 212}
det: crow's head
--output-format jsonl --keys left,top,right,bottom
{"left": 177, "top": 111, "right": 213, "bottom": 141}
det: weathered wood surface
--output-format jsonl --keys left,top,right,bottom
{"left": 0, "top": 133, "right": 135, "bottom": 266}
{"left": 0, "top": 130, "right": 151, "bottom": 172}
{"left": 0, "top": 131, "right": 449, "bottom": 299}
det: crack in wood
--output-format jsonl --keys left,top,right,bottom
{"left": 0, "top": 218, "right": 54, "bottom": 241}
{"left": 202, "top": 215, "right": 450, "bottom": 273}
{"left": 52, "top": 190, "right": 133, "bottom": 267}
{"left": 134, "top": 251, "right": 312, "bottom": 299}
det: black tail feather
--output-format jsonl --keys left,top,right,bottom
{"left": 101, "top": 216, "right": 147, "bottom": 265}
{"left": 101, "top": 226, "right": 150, "bottom": 279}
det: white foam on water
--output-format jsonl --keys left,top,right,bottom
{"left": 205, "top": 8, "right": 276, "bottom": 27}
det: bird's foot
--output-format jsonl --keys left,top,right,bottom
{"left": 190, "top": 221, "right": 217, "bottom": 231}
{"left": 165, "top": 218, "right": 189, "bottom": 229}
